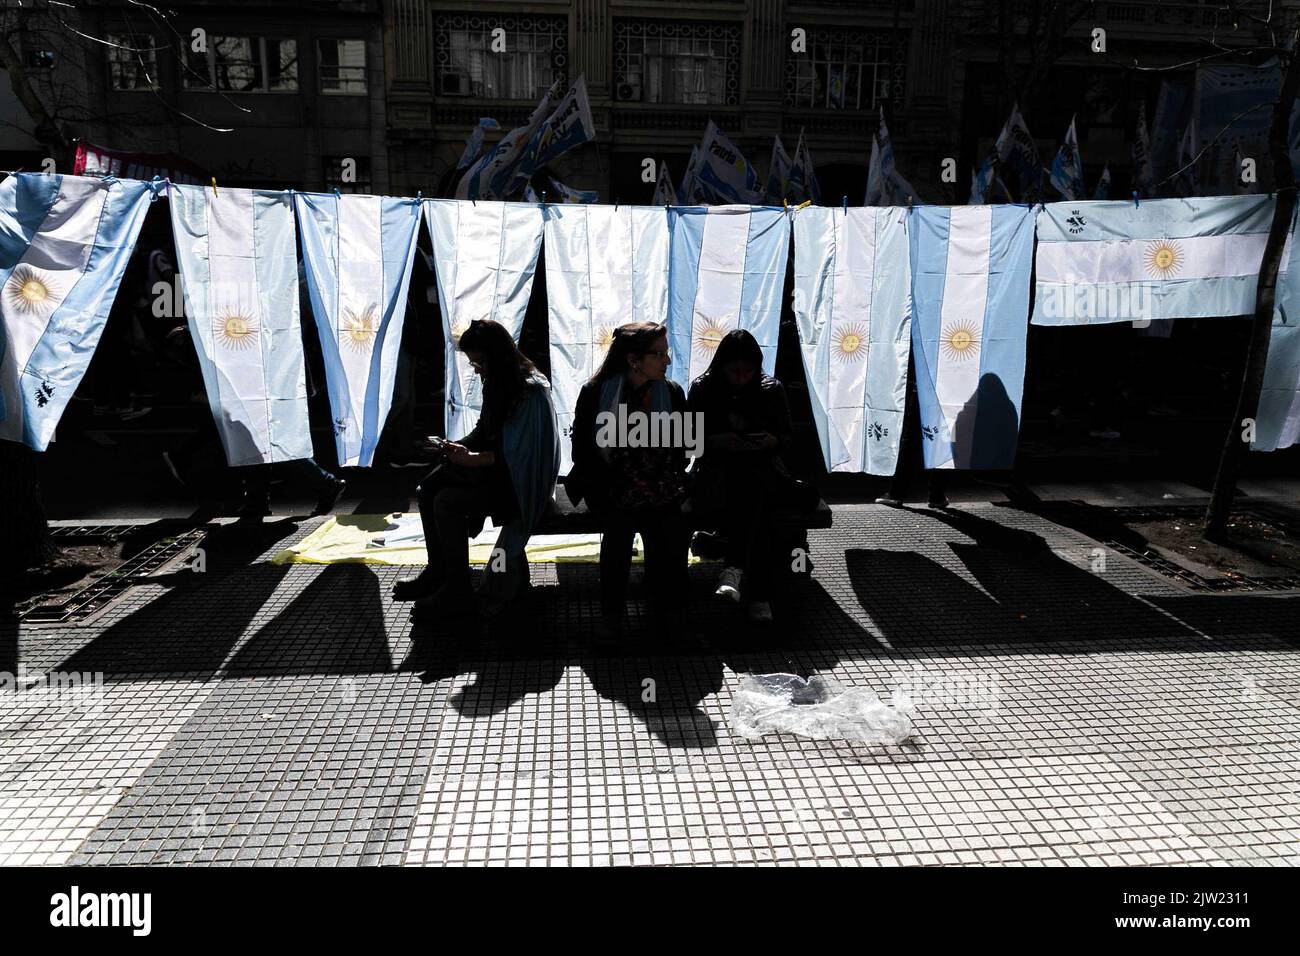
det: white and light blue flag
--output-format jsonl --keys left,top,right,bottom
{"left": 508, "top": 76, "right": 596, "bottom": 196}
{"left": 1032, "top": 195, "right": 1290, "bottom": 326}
{"left": 653, "top": 160, "right": 678, "bottom": 206}
{"left": 667, "top": 205, "right": 789, "bottom": 389}
{"left": 1050, "top": 117, "right": 1085, "bottom": 201}
{"left": 875, "top": 108, "right": 918, "bottom": 205}
{"left": 423, "top": 199, "right": 544, "bottom": 439}
{"left": 543, "top": 204, "right": 669, "bottom": 473}
{"left": 456, "top": 77, "right": 565, "bottom": 200}
{"left": 1254, "top": 210, "right": 1300, "bottom": 452}
{"left": 693, "top": 122, "right": 762, "bottom": 205}
{"left": 909, "top": 204, "right": 1034, "bottom": 470}
{"left": 295, "top": 192, "right": 422, "bottom": 467}
{"left": 788, "top": 130, "right": 821, "bottom": 205}
{"left": 1093, "top": 164, "right": 1112, "bottom": 201}
{"left": 679, "top": 145, "right": 702, "bottom": 204}
{"left": 792, "top": 206, "right": 912, "bottom": 475}
{"left": 766, "top": 137, "right": 791, "bottom": 205}
{"left": 458, "top": 117, "right": 501, "bottom": 170}
{"left": 0, "top": 172, "right": 153, "bottom": 450}
{"left": 169, "top": 183, "right": 312, "bottom": 466}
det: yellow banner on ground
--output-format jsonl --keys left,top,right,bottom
{"left": 271, "top": 513, "right": 643, "bottom": 567}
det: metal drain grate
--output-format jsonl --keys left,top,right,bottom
{"left": 20, "top": 527, "right": 210, "bottom": 623}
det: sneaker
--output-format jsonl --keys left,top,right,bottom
{"left": 392, "top": 569, "right": 443, "bottom": 601}
{"left": 160, "top": 451, "right": 187, "bottom": 487}
{"left": 874, "top": 495, "right": 904, "bottom": 507}
{"left": 927, "top": 494, "right": 950, "bottom": 509}
{"left": 311, "top": 478, "right": 347, "bottom": 516}
{"left": 747, "top": 601, "right": 774, "bottom": 624}
{"left": 715, "top": 566, "right": 743, "bottom": 603}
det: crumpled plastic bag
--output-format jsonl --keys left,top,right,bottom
{"left": 730, "top": 673, "right": 915, "bottom": 745}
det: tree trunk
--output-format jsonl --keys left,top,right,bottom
{"left": 1204, "top": 51, "right": 1300, "bottom": 541}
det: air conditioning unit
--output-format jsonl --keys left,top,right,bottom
{"left": 616, "top": 82, "right": 642, "bottom": 102}
{"left": 441, "top": 73, "right": 471, "bottom": 97}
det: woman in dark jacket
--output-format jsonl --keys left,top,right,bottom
{"left": 566, "top": 321, "right": 689, "bottom": 641}
{"left": 395, "top": 319, "right": 559, "bottom": 619}
{"left": 687, "top": 328, "right": 817, "bottom": 623}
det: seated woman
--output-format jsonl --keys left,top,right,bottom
{"left": 687, "top": 328, "right": 818, "bottom": 623}
{"left": 566, "top": 322, "right": 690, "bottom": 641}
{"left": 394, "top": 319, "right": 559, "bottom": 619}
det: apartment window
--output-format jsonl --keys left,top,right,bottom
{"left": 107, "top": 34, "right": 159, "bottom": 90}
{"left": 434, "top": 14, "right": 566, "bottom": 100}
{"left": 324, "top": 156, "right": 371, "bottom": 194}
{"left": 319, "top": 39, "right": 367, "bottom": 94}
{"left": 184, "top": 36, "right": 298, "bottom": 92}
{"left": 784, "top": 29, "right": 905, "bottom": 110}
{"left": 614, "top": 20, "right": 740, "bottom": 106}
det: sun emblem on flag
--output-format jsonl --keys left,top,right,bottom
{"left": 341, "top": 304, "right": 378, "bottom": 353}
{"left": 1144, "top": 239, "right": 1184, "bottom": 278}
{"left": 832, "top": 323, "right": 868, "bottom": 363}
{"left": 693, "top": 315, "right": 732, "bottom": 359}
{"left": 4, "top": 264, "right": 60, "bottom": 317}
{"left": 940, "top": 321, "right": 981, "bottom": 362}
{"left": 214, "top": 310, "right": 259, "bottom": 349}
{"left": 594, "top": 325, "right": 615, "bottom": 355}
{"left": 449, "top": 320, "right": 468, "bottom": 345}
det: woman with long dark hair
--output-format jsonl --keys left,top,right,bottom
{"left": 687, "top": 328, "right": 817, "bottom": 623}
{"left": 567, "top": 321, "right": 690, "bottom": 641}
{"left": 394, "top": 318, "right": 559, "bottom": 618}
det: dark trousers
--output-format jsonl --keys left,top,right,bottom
{"left": 239, "top": 458, "right": 337, "bottom": 515}
{"left": 702, "top": 458, "right": 804, "bottom": 594}
{"left": 415, "top": 464, "right": 510, "bottom": 591}
{"left": 598, "top": 503, "right": 688, "bottom": 620}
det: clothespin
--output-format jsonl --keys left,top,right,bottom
{"left": 1132, "top": 191, "right": 1139, "bottom": 209}
{"left": 210, "top": 176, "right": 218, "bottom": 197}
{"left": 416, "top": 190, "right": 422, "bottom": 202}
{"left": 149, "top": 175, "right": 162, "bottom": 202}
{"left": 841, "top": 195, "right": 847, "bottom": 214}
{"left": 795, "top": 200, "right": 813, "bottom": 210}
{"left": 333, "top": 186, "right": 341, "bottom": 198}
{"left": 541, "top": 190, "right": 547, "bottom": 204}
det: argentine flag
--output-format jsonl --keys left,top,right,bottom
{"left": 667, "top": 205, "right": 790, "bottom": 390}
{"left": 542, "top": 204, "right": 669, "bottom": 474}
{"left": 423, "top": 199, "right": 544, "bottom": 440}
{"left": 295, "top": 192, "right": 422, "bottom": 467}
{"left": 0, "top": 173, "right": 153, "bottom": 450}
{"left": 1254, "top": 215, "right": 1300, "bottom": 452}
{"left": 910, "top": 204, "right": 1034, "bottom": 470}
{"left": 169, "top": 183, "right": 312, "bottom": 467}
{"left": 792, "top": 206, "right": 912, "bottom": 476}
{"left": 1033, "top": 196, "right": 1290, "bottom": 326}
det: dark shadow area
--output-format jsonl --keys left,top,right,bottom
{"left": 54, "top": 562, "right": 292, "bottom": 680}
{"left": 222, "top": 564, "right": 393, "bottom": 677}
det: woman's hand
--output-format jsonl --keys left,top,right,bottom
{"left": 446, "top": 443, "right": 496, "bottom": 467}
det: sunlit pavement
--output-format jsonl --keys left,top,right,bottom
{"left": 3, "top": 499, "right": 1299, "bottom": 866}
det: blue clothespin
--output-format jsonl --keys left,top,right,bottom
{"left": 149, "top": 175, "right": 162, "bottom": 202}
{"left": 1132, "top": 191, "right": 1140, "bottom": 208}
{"left": 416, "top": 190, "right": 422, "bottom": 202}
{"left": 841, "top": 195, "right": 847, "bottom": 214}
{"left": 334, "top": 187, "right": 341, "bottom": 199}
{"left": 541, "top": 190, "right": 547, "bottom": 204}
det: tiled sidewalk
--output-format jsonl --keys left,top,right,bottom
{"left": 2, "top": 503, "right": 1299, "bottom": 866}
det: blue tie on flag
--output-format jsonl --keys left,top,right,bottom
{"left": 423, "top": 199, "right": 544, "bottom": 439}
{"left": 667, "top": 205, "right": 789, "bottom": 390}
{"left": 295, "top": 192, "right": 422, "bottom": 467}
{"left": 1032, "top": 196, "right": 1284, "bottom": 326}
{"left": 542, "top": 204, "right": 670, "bottom": 474}
{"left": 0, "top": 172, "right": 153, "bottom": 450}
{"left": 170, "top": 183, "right": 312, "bottom": 466}
{"left": 792, "top": 205, "right": 912, "bottom": 475}
{"left": 909, "top": 204, "right": 1035, "bottom": 470}
{"left": 1050, "top": 116, "right": 1085, "bottom": 201}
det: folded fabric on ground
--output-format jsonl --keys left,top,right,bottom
{"left": 271, "top": 513, "right": 665, "bottom": 566}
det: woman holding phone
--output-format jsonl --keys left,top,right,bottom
{"left": 566, "top": 321, "right": 690, "bottom": 642}
{"left": 687, "top": 328, "right": 817, "bottom": 623}
{"left": 394, "top": 319, "right": 559, "bottom": 618}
